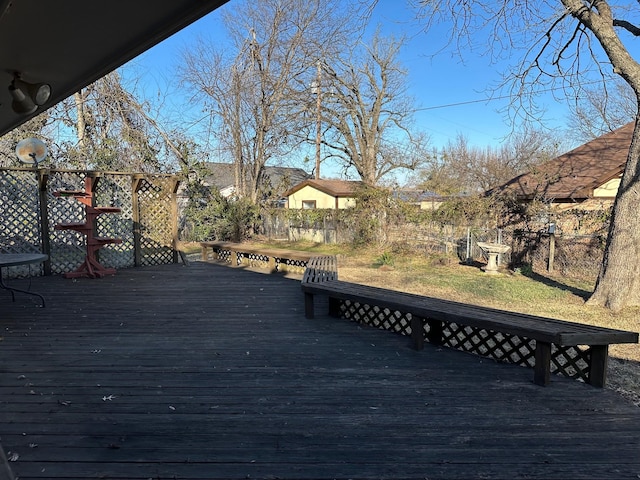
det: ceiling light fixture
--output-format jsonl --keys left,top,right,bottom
{"left": 8, "top": 75, "right": 51, "bottom": 115}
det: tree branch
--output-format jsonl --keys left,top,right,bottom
{"left": 613, "top": 19, "right": 640, "bottom": 37}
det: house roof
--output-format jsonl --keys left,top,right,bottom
{"left": 0, "top": 0, "right": 229, "bottom": 136}
{"left": 492, "top": 122, "right": 632, "bottom": 201}
{"left": 284, "top": 179, "right": 364, "bottom": 198}
{"left": 204, "top": 162, "right": 311, "bottom": 194}
{"left": 392, "top": 189, "right": 442, "bottom": 203}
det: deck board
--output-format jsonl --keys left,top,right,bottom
{"left": 0, "top": 262, "right": 639, "bottom": 479}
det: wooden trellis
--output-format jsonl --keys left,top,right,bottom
{"left": 0, "top": 168, "right": 179, "bottom": 279}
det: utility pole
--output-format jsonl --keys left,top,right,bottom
{"left": 314, "top": 60, "right": 322, "bottom": 180}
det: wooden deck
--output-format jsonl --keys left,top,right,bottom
{"left": 0, "top": 262, "right": 639, "bottom": 479}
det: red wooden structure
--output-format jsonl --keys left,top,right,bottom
{"left": 54, "top": 177, "right": 122, "bottom": 278}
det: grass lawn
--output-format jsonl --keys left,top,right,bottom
{"left": 183, "top": 239, "right": 640, "bottom": 404}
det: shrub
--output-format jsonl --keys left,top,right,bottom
{"left": 183, "top": 188, "right": 259, "bottom": 242}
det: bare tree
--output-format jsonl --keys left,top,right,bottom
{"left": 567, "top": 76, "right": 636, "bottom": 141}
{"left": 319, "top": 31, "right": 428, "bottom": 185}
{"left": 418, "top": 127, "right": 561, "bottom": 195}
{"left": 413, "top": 0, "right": 640, "bottom": 311}
{"left": 182, "top": 0, "right": 356, "bottom": 203}
{"left": 52, "top": 71, "right": 166, "bottom": 172}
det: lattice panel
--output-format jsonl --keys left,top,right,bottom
{"left": 136, "top": 178, "right": 175, "bottom": 266}
{"left": 46, "top": 171, "right": 86, "bottom": 275}
{"left": 276, "top": 257, "right": 308, "bottom": 274}
{"left": 337, "top": 299, "right": 592, "bottom": 383}
{"left": 94, "top": 174, "right": 134, "bottom": 269}
{"left": 551, "top": 345, "right": 590, "bottom": 382}
{"left": 442, "top": 323, "right": 537, "bottom": 367}
{"left": 1, "top": 169, "right": 179, "bottom": 278}
{"left": 240, "top": 252, "right": 270, "bottom": 269}
{"left": 340, "top": 300, "right": 412, "bottom": 336}
{"left": 213, "top": 248, "right": 232, "bottom": 265}
{"left": 0, "top": 170, "right": 44, "bottom": 278}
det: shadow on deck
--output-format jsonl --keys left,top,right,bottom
{"left": 0, "top": 262, "right": 639, "bottom": 479}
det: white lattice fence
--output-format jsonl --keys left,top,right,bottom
{"left": 0, "top": 168, "right": 179, "bottom": 279}
{"left": 95, "top": 174, "right": 134, "bottom": 269}
{"left": 0, "top": 170, "right": 44, "bottom": 278}
{"left": 135, "top": 176, "right": 177, "bottom": 266}
{"left": 47, "top": 171, "right": 86, "bottom": 275}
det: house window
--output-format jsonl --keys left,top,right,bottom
{"left": 302, "top": 200, "right": 316, "bottom": 209}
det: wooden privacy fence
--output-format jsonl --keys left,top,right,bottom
{"left": 0, "top": 168, "right": 180, "bottom": 279}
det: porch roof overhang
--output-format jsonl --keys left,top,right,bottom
{"left": 0, "top": 0, "right": 229, "bottom": 136}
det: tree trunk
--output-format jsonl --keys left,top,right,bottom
{"left": 587, "top": 115, "right": 640, "bottom": 311}
{"left": 74, "top": 91, "right": 88, "bottom": 169}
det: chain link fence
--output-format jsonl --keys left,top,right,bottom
{"left": 262, "top": 210, "right": 604, "bottom": 277}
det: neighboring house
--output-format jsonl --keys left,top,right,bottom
{"left": 491, "top": 122, "right": 631, "bottom": 210}
{"left": 203, "top": 162, "right": 311, "bottom": 202}
{"left": 284, "top": 179, "right": 363, "bottom": 209}
{"left": 392, "top": 189, "right": 448, "bottom": 210}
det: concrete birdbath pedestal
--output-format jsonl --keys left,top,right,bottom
{"left": 477, "top": 242, "right": 511, "bottom": 274}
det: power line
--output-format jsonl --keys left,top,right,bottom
{"left": 415, "top": 79, "right": 607, "bottom": 112}
{"left": 415, "top": 96, "right": 509, "bottom": 111}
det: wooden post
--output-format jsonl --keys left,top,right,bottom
{"left": 268, "top": 256, "right": 277, "bottom": 273}
{"left": 230, "top": 247, "right": 239, "bottom": 267}
{"left": 328, "top": 296, "right": 341, "bottom": 317}
{"left": 465, "top": 227, "right": 471, "bottom": 264}
{"left": 411, "top": 316, "right": 425, "bottom": 350}
{"left": 588, "top": 345, "right": 608, "bottom": 388}
{"left": 304, "top": 292, "right": 315, "bottom": 319}
{"left": 132, "top": 176, "right": 143, "bottom": 267}
{"left": 37, "top": 169, "right": 52, "bottom": 275}
{"left": 426, "top": 319, "right": 444, "bottom": 346}
{"left": 547, "top": 223, "right": 556, "bottom": 272}
{"left": 170, "top": 177, "right": 180, "bottom": 264}
{"left": 534, "top": 341, "right": 552, "bottom": 386}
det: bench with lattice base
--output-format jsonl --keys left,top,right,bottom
{"left": 201, "top": 241, "right": 313, "bottom": 275}
{"left": 301, "top": 258, "right": 638, "bottom": 388}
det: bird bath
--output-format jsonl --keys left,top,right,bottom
{"left": 477, "top": 242, "right": 511, "bottom": 274}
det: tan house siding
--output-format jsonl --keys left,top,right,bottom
{"left": 285, "top": 179, "right": 362, "bottom": 210}
{"left": 593, "top": 176, "right": 620, "bottom": 197}
{"left": 337, "top": 197, "right": 356, "bottom": 209}
{"left": 288, "top": 185, "right": 340, "bottom": 209}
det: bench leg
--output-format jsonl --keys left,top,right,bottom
{"left": 534, "top": 341, "right": 552, "bottom": 386}
{"left": 588, "top": 345, "right": 608, "bottom": 388}
{"left": 201, "top": 246, "right": 209, "bottom": 261}
{"left": 411, "top": 316, "right": 425, "bottom": 350}
{"left": 304, "top": 292, "right": 315, "bottom": 319}
{"left": 230, "top": 248, "right": 239, "bottom": 267}
{"left": 426, "top": 319, "right": 444, "bottom": 346}
{"left": 328, "top": 296, "right": 341, "bottom": 317}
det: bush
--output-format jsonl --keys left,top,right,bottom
{"left": 183, "top": 188, "right": 260, "bottom": 242}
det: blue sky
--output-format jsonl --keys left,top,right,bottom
{"left": 129, "top": 1, "right": 584, "bottom": 166}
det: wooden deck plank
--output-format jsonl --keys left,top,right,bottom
{"left": 0, "top": 262, "right": 639, "bottom": 479}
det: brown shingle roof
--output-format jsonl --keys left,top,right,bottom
{"left": 283, "top": 179, "right": 364, "bottom": 197}
{"left": 493, "top": 122, "right": 632, "bottom": 201}
{"left": 203, "top": 162, "right": 311, "bottom": 194}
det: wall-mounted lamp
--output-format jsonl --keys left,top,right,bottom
{"left": 8, "top": 75, "right": 51, "bottom": 114}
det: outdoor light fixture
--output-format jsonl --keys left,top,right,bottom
{"left": 8, "top": 75, "right": 51, "bottom": 114}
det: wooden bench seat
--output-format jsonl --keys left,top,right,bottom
{"left": 200, "top": 241, "right": 313, "bottom": 274}
{"left": 301, "top": 256, "right": 638, "bottom": 388}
